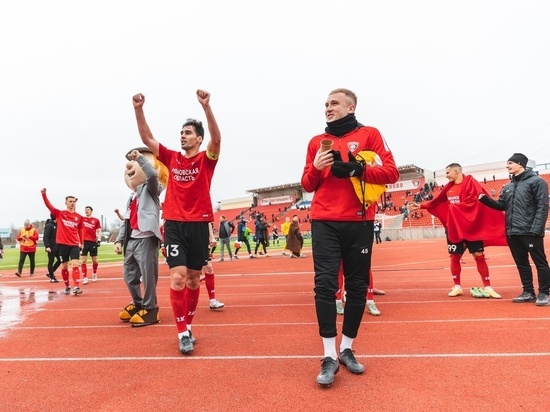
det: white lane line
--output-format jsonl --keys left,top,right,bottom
{"left": 2, "top": 352, "right": 550, "bottom": 362}
{"left": 11, "top": 316, "right": 550, "bottom": 331}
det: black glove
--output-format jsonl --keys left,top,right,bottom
{"left": 330, "top": 150, "right": 342, "bottom": 162}
{"left": 97, "top": 240, "right": 101, "bottom": 247}
{"left": 331, "top": 151, "right": 364, "bottom": 178}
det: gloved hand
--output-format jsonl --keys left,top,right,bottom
{"left": 331, "top": 151, "right": 364, "bottom": 178}
{"left": 97, "top": 240, "right": 101, "bottom": 247}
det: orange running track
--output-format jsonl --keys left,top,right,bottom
{"left": 1, "top": 238, "right": 549, "bottom": 411}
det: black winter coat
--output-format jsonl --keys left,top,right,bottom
{"left": 479, "top": 169, "right": 549, "bottom": 236}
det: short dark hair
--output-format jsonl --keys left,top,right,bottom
{"left": 85, "top": 206, "right": 93, "bottom": 211}
{"left": 445, "top": 163, "right": 462, "bottom": 170}
{"left": 182, "top": 118, "right": 204, "bottom": 139}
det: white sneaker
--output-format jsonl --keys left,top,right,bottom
{"left": 209, "top": 299, "right": 225, "bottom": 310}
{"left": 366, "top": 302, "right": 381, "bottom": 316}
{"left": 448, "top": 285, "right": 463, "bottom": 297}
{"left": 92, "top": 273, "right": 97, "bottom": 282}
{"left": 82, "top": 277, "right": 89, "bottom": 285}
{"left": 336, "top": 300, "right": 344, "bottom": 315}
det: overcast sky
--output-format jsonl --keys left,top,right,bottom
{"left": 2, "top": 0, "right": 549, "bottom": 230}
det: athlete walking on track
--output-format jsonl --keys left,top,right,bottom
{"left": 132, "top": 89, "right": 221, "bottom": 354}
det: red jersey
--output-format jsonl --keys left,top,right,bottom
{"left": 42, "top": 194, "right": 83, "bottom": 246}
{"left": 82, "top": 216, "right": 101, "bottom": 242}
{"left": 158, "top": 144, "right": 217, "bottom": 222}
{"left": 421, "top": 174, "right": 506, "bottom": 246}
{"left": 301, "top": 126, "right": 399, "bottom": 221}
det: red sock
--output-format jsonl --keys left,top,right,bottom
{"left": 81, "top": 263, "right": 87, "bottom": 278}
{"left": 72, "top": 266, "right": 80, "bottom": 287}
{"left": 474, "top": 254, "right": 490, "bottom": 287}
{"left": 204, "top": 273, "right": 216, "bottom": 300}
{"left": 62, "top": 268, "right": 70, "bottom": 287}
{"left": 335, "top": 263, "right": 344, "bottom": 300}
{"left": 185, "top": 287, "right": 200, "bottom": 327}
{"left": 92, "top": 262, "right": 98, "bottom": 273}
{"left": 366, "top": 269, "right": 374, "bottom": 300}
{"left": 170, "top": 288, "right": 187, "bottom": 333}
{"left": 450, "top": 254, "right": 462, "bottom": 285}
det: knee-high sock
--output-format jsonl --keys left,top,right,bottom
{"left": 170, "top": 288, "right": 187, "bottom": 333}
{"left": 185, "top": 287, "right": 200, "bottom": 326}
{"left": 92, "top": 262, "right": 98, "bottom": 273}
{"left": 72, "top": 266, "right": 80, "bottom": 287}
{"left": 204, "top": 273, "right": 216, "bottom": 300}
{"left": 450, "top": 254, "right": 462, "bottom": 285}
{"left": 81, "top": 263, "right": 87, "bottom": 277}
{"left": 474, "top": 254, "right": 491, "bottom": 287}
{"left": 335, "top": 264, "right": 344, "bottom": 300}
{"left": 366, "top": 269, "right": 374, "bottom": 300}
{"left": 62, "top": 268, "right": 70, "bottom": 287}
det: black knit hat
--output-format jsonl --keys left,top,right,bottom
{"left": 507, "top": 153, "right": 528, "bottom": 168}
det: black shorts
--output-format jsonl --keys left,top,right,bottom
{"left": 81, "top": 240, "right": 98, "bottom": 257}
{"left": 447, "top": 239, "right": 484, "bottom": 255}
{"left": 164, "top": 221, "right": 210, "bottom": 271}
{"left": 58, "top": 245, "right": 81, "bottom": 263}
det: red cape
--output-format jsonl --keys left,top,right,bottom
{"left": 423, "top": 175, "right": 506, "bottom": 246}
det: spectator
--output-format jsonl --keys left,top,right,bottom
{"left": 217, "top": 215, "right": 235, "bottom": 262}
{"left": 287, "top": 215, "right": 304, "bottom": 258}
{"left": 281, "top": 217, "right": 291, "bottom": 256}
{"left": 479, "top": 153, "right": 550, "bottom": 306}
{"left": 15, "top": 219, "right": 39, "bottom": 277}
{"left": 234, "top": 216, "right": 253, "bottom": 259}
{"left": 374, "top": 220, "right": 382, "bottom": 244}
{"left": 43, "top": 214, "right": 61, "bottom": 283}
{"left": 253, "top": 215, "right": 269, "bottom": 257}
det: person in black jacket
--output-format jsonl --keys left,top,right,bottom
{"left": 479, "top": 153, "right": 550, "bottom": 306}
{"left": 43, "top": 213, "right": 61, "bottom": 283}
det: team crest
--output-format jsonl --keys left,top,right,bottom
{"left": 347, "top": 142, "right": 359, "bottom": 152}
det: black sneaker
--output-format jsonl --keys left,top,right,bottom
{"left": 179, "top": 333, "right": 194, "bottom": 354}
{"left": 65, "top": 287, "right": 71, "bottom": 295}
{"left": 512, "top": 291, "right": 536, "bottom": 303}
{"left": 338, "top": 348, "right": 365, "bottom": 374}
{"left": 535, "top": 293, "right": 549, "bottom": 306}
{"left": 50, "top": 277, "right": 59, "bottom": 283}
{"left": 316, "top": 357, "right": 339, "bottom": 386}
{"left": 15, "top": 271, "right": 21, "bottom": 277}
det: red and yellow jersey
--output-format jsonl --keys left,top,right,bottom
{"left": 301, "top": 126, "right": 399, "bottom": 221}
{"left": 158, "top": 144, "right": 217, "bottom": 222}
{"left": 82, "top": 216, "right": 101, "bottom": 242}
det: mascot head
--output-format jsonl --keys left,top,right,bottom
{"left": 123, "top": 147, "right": 168, "bottom": 192}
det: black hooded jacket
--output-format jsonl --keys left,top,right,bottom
{"left": 43, "top": 218, "right": 59, "bottom": 251}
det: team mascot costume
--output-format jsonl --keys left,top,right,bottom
{"left": 115, "top": 147, "right": 168, "bottom": 327}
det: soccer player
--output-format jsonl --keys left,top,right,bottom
{"left": 409, "top": 163, "right": 506, "bottom": 299}
{"left": 80, "top": 206, "right": 102, "bottom": 283}
{"left": 132, "top": 89, "right": 221, "bottom": 354}
{"left": 41, "top": 188, "right": 84, "bottom": 295}
{"left": 301, "top": 88, "right": 399, "bottom": 386}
